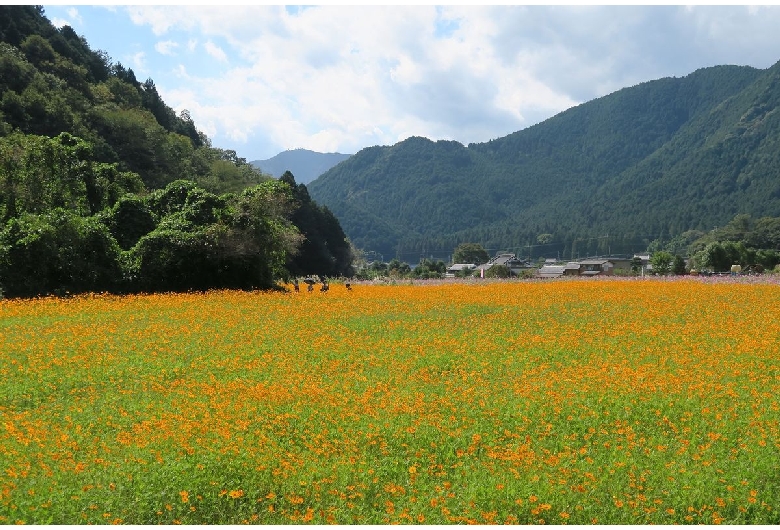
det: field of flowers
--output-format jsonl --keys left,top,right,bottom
{"left": 1, "top": 277, "right": 779, "bottom": 524}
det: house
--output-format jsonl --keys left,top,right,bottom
{"left": 563, "top": 262, "right": 581, "bottom": 276}
{"left": 445, "top": 263, "right": 476, "bottom": 278}
{"left": 537, "top": 264, "right": 567, "bottom": 279}
{"left": 478, "top": 253, "right": 534, "bottom": 277}
{"left": 538, "top": 259, "right": 613, "bottom": 278}
{"left": 577, "top": 259, "right": 614, "bottom": 276}
{"left": 604, "top": 257, "right": 634, "bottom": 273}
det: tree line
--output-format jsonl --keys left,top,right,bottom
{"left": 0, "top": 132, "right": 353, "bottom": 297}
{"left": 0, "top": 6, "right": 353, "bottom": 298}
{"left": 307, "top": 59, "right": 780, "bottom": 260}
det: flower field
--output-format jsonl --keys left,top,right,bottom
{"left": 1, "top": 277, "right": 779, "bottom": 524}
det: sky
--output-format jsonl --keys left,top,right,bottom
{"left": 40, "top": 3, "right": 780, "bottom": 162}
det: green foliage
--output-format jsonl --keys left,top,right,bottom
{"left": 100, "top": 194, "right": 157, "bottom": 250}
{"left": 0, "top": 132, "right": 144, "bottom": 221}
{"left": 412, "top": 258, "right": 446, "bottom": 279}
{"left": 692, "top": 241, "right": 751, "bottom": 272}
{"left": 308, "top": 62, "right": 780, "bottom": 259}
{"left": 125, "top": 228, "right": 217, "bottom": 292}
{"left": 672, "top": 254, "right": 687, "bottom": 275}
{"left": 454, "top": 265, "right": 475, "bottom": 278}
{"left": 0, "top": 8, "right": 259, "bottom": 195}
{"left": 0, "top": 136, "right": 325, "bottom": 296}
{"left": 0, "top": 42, "right": 36, "bottom": 93}
{"left": 20, "top": 34, "right": 56, "bottom": 66}
{"left": 353, "top": 257, "right": 390, "bottom": 280}
{"left": 279, "top": 171, "right": 354, "bottom": 278}
{"left": 650, "top": 251, "right": 673, "bottom": 275}
{"left": 0, "top": 209, "right": 122, "bottom": 297}
{"left": 387, "top": 258, "right": 411, "bottom": 277}
{"left": 484, "top": 264, "right": 511, "bottom": 278}
{"left": 452, "top": 242, "right": 489, "bottom": 265}
{"left": 754, "top": 248, "right": 780, "bottom": 271}
{"left": 0, "top": 7, "right": 393, "bottom": 296}
{"left": 120, "top": 180, "right": 303, "bottom": 293}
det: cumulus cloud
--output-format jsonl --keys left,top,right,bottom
{"left": 203, "top": 40, "right": 228, "bottom": 63}
{"left": 155, "top": 40, "right": 179, "bottom": 56}
{"left": 50, "top": 17, "right": 69, "bottom": 29}
{"left": 66, "top": 8, "right": 82, "bottom": 25}
{"left": 126, "top": 6, "right": 184, "bottom": 36}
{"left": 50, "top": 7, "right": 82, "bottom": 29}
{"left": 123, "top": 5, "right": 780, "bottom": 159}
{"left": 129, "top": 51, "right": 147, "bottom": 76}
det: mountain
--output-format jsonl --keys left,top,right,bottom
{"left": 307, "top": 62, "right": 780, "bottom": 260}
{"left": 250, "top": 149, "right": 352, "bottom": 184}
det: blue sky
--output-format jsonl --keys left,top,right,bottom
{"left": 41, "top": 4, "right": 780, "bottom": 162}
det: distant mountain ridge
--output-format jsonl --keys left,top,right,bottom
{"left": 307, "top": 61, "right": 780, "bottom": 260}
{"left": 250, "top": 149, "right": 352, "bottom": 184}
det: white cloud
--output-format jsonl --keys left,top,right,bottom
{"left": 129, "top": 52, "right": 147, "bottom": 76}
{"left": 122, "top": 5, "right": 780, "bottom": 159}
{"left": 203, "top": 40, "right": 228, "bottom": 63}
{"left": 50, "top": 7, "right": 82, "bottom": 29}
{"left": 155, "top": 40, "right": 179, "bottom": 56}
{"left": 126, "top": 6, "right": 183, "bottom": 36}
{"left": 50, "top": 17, "right": 69, "bottom": 29}
{"left": 66, "top": 8, "right": 82, "bottom": 25}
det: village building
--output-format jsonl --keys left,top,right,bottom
{"left": 445, "top": 263, "right": 477, "bottom": 278}
{"left": 479, "top": 253, "right": 534, "bottom": 277}
{"left": 536, "top": 256, "right": 644, "bottom": 278}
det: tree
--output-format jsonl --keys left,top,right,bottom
{"left": 20, "top": 34, "right": 56, "bottom": 67}
{"left": 453, "top": 242, "right": 489, "bottom": 265}
{"left": 280, "top": 171, "right": 354, "bottom": 278}
{"left": 387, "top": 258, "right": 411, "bottom": 277}
{"left": 224, "top": 181, "right": 303, "bottom": 286}
{"left": 413, "top": 258, "right": 446, "bottom": 279}
{"left": 537, "top": 233, "right": 553, "bottom": 245}
{"left": 484, "top": 264, "right": 511, "bottom": 278}
{"left": 0, "top": 209, "right": 122, "bottom": 297}
{"left": 123, "top": 180, "right": 303, "bottom": 292}
{"left": 650, "top": 251, "right": 673, "bottom": 275}
{"left": 101, "top": 194, "right": 156, "bottom": 250}
{"left": 672, "top": 254, "right": 687, "bottom": 275}
{"left": 630, "top": 256, "right": 643, "bottom": 275}
{"left": 693, "top": 241, "right": 749, "bottom": 273}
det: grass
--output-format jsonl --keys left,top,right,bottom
{"left": 0, "top": 277, "right": 779, "bottom": 524}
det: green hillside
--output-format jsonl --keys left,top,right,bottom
{"left": 307, "top": 62, "right": 780, "bottom": 260}
{"left": 0, "top": 6, "right": 352, "bottom": 298}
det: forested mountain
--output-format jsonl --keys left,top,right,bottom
{"left": 251, "top": 149, "right": 352, "bottom": 184}
{"left": 307, "top": 61, "right": 780, "bottom": 260}
{"left": 0, "top": 6, "right": 352, "bottom": 298}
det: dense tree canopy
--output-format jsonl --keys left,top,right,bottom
{"left": 452, "top": 242, "right": 489, "bottom": 265}
{"left": 308, "top": 60, "right": 780, "bottom": 260}
{"left": 0, "top": 6, "right": 354, "bottom": 298}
